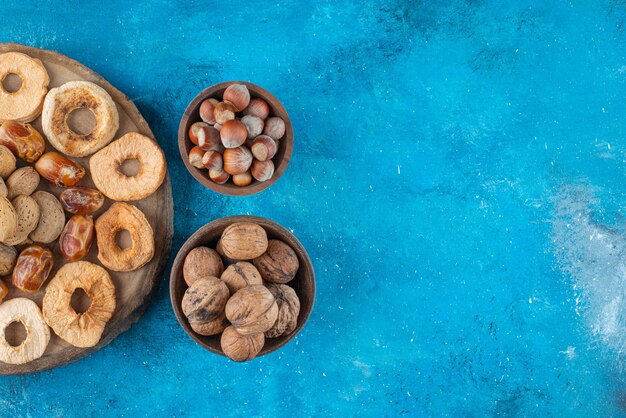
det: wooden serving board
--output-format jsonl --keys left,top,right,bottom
{"left": 0, "top": 43, "right": 173, "bottom": 375}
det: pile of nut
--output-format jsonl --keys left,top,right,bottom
{"left": 0, "top": 121, "right": 101, "bottom": 299}
{"left": 181, "top": 222, "right": 301, "bottom": 362}
{"left": 187, "top": 83, "right": 285, "bottom": 186}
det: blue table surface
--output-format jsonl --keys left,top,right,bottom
{"left": 2, "top": 0, "right": 626, "bottom": 416}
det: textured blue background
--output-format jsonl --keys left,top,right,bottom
{"left": 1, "top": 0, "right": 626, "bottom": 416}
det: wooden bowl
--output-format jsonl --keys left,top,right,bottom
{"left": 169, "top": 216, "right": 315, "bottom": 359}
{"left": 178, "top": 82, "right": 293, "bottom": 196}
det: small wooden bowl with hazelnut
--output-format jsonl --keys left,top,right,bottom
{"left": 178, "top": 82, "right": 293, "bottom": 196}
{"left": 169, "top": 216, "right": 315, "bottom": 361}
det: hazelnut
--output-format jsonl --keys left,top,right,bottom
{"left": 250, "top": 135, "right": 277, "bottom": 161}
{"left": 232, "top": 171, "right": 252, "bottom": 187}
{"left": 220, "top": 120, "right": 248, "bottom": 149}
{"left": 223, "top": 146, "right": 253, "bottom": 175}
{"left": 220, "top": 222, "right": 268, "bottom": 260}
{"left": 6, "top": 167, "right": 39, "bottom": 200}
{"left": 223, "top": 84, "right": 250, "bottom": 112}
{"left": 209, "top": 168, "right": 230, "bottom": 184}
{"left": 182, "top": 277, "right": 230, "bottom": 336}
{"left": 0, "top": 145, "right": 16, "bottom": 179}
{"left": 243, "top": 98, "right": 270, "bottom": 120}
{"left": 265, "top": 284, "right": 300, "bottom": 338}
{"left": 202, "top": 150, "right": 223, "bottom": 171}
{"left": 241, "top": 115, "right": 264, "bottom": 140}
{"left": 220, "top": 325, "right": 264, "bottom": 362}
{"left": 0, "top": 243, "right": 17, "bottom": 276}
{"left": 263, "top": 117, "right": 285, "bottom": 140}
{"left": 251, "top": 160, "right": 275, "bottom": 182}
{"left": 199, "top": 98, "right": 219, "bottom": 124}
{"left": 213, "top": 102, "right": 237, "bottom": 125}
{"left": 189, "top": 121, "right": 209, "bottom": 145}
{"left": 220, "top": 261, "right": 263, "bottom": 294}
{"left": 197, "top": 126, "right": 222, "bottom": 151}
{"left": 253, "top": 240, "right": 299, "bottom": 284}
{"left": 225, "top": 285, "right": 278, "bottom": 335}
{"left": 188, "top": 146, "right": 205, "bottom": 169}
{"left": 183, "top": 246, "right": 224, "bottom": 286}
{"left": 214, "top": 123, "right": 223, "bottom": 131}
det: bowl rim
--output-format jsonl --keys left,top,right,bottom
{"left": 177, "top": 81, "right": 293, "bottom": 196}
{"left": 169, "top": 215, "right": 316, "bottom": 359}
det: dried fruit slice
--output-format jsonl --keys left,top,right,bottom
{"left": 41, "top": 80, "right": 119, "bottom": 157}
{"left": 90, "top": 132, "right": 166, "bottom": 201}
{"left": 42, "top": 261, "right": 115, "bottom": 348}
{"left": 0, "top": 298, "right": 50, "bottom": 365}
{"left": 95, "top": 202, "right": 154, "bottom": 271}
{"left": 0, "top": 52, "right": 49, "bottom": 123}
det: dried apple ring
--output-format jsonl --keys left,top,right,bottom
{"left": 0, "top": 298, "right": 50, "bottom": 365}
{"left": 95, "top": 202, "right": 154, "bottom": 272}
{"left": 90, "top": 132, "right": 166, "bottom": 201}
{"left": 42, "top": 261, "right": 115, "bottom": 348}
{"left": 0, "top": 52, "right": 49, "bottom": 123}
{"left": 41, "top": 81, "right": 119, "bottom": 157}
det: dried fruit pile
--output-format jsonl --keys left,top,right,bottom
{"left": 188, "top": 83, "right": 285, "bottom": 186}
{"left": 181, "top": 221, "right": 301, "bottom": 362}
{"left": 0, "top": 50, "right": 167, "bottom": 366}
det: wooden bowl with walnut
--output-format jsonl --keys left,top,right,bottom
{"left": 169, "top": 216, "right": 315, "bottom": 359}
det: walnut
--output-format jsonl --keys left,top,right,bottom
{"left": 182, "top": 277, "right": 230, "bottom": 336}
{"left": 183, "top": 246, "right": 224, "bottom": 286}
{"left": 265, "top": 284, "right": 300, "bottom": 338}
{"left": 216, "top": 239, "right": 240, "bottom": 265}
{"left": 219, "top": 222, "right": 268, "bottom": 260}
{"left": 220, "top": 325, "right": 264, "bottom": 362}
{"left": 225, "top": 285, "right": 278, "bottom": 335}
{"left": 253, "top": 240, "right": 299, "bottom": 284}
{"left": 220, "top": 261, "right": 262, "bottom": 294}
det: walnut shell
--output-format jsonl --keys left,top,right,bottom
{"left": 220, "top": 325, "right": 264, "bottom": 362}
{"left": 216, "top": 239, "right": 240, "bottom": 265}
{"left": 220, "top": 222, "right": 268, "bottom": 260}
{"left": 182, "top": 277, "right": 230, "bottom": 336}
{"left": 265, "top": 284, "right": 300, "bottom": 338}
{"left": 183, "top": 246, "right": 224, "bottom": 286}
{"left": 253, "top": 240, "right": 299, "bottom": 284}
{"left": 225, "top": 285, "right": 278, "bottom": 335}
{"left": 220, "top": 261, "right": 263, "bottom": 294}
{"left": 0, "top": 243, "right": 17, "bottom": 276}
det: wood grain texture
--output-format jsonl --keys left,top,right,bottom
{"left": 170, "top": 216, "right": 315, "bottom": 357}
{"left": 0, "top": 43, "right": 173, "bottom": 375}
{"left": 178, "top": 82, "right": 293, "bottom": 196}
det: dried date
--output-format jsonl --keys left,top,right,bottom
{"left": 59, "top": 215, "right": 94, "bottom": 261}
